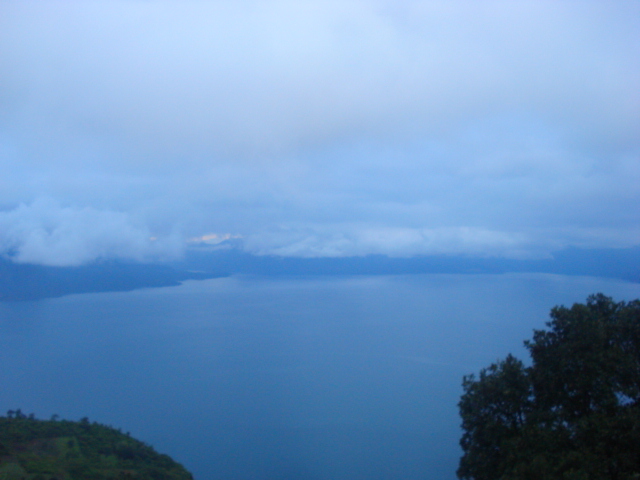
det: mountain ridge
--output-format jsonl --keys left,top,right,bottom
{"left": 1, "top": 245, "right": 638, "bottom": 301}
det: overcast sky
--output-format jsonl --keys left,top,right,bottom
{"left": 1, "top": 0, "right": 639, "bottom": 266}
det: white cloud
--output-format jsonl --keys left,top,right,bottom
{"left": 243, "top": 225, "right": 538, "bottom": 259}
{"left": 0, "top": 199, "right": 182, "bottom": 266}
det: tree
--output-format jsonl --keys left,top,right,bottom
{"left": 458, "top": 294, "right": 640, "bottom": 480}
{"left": 458, "top": 355, "right": 532, "bottom": 480}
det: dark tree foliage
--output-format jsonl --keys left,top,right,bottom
{"left": 458, "top": 294, "right": 640, "bottom": 480}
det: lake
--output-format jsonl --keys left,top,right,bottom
{"left": 1, "top": 273, "right": 639, "bottom": 480}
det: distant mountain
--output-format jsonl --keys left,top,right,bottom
{"left": 0, "top": 258, "right": 218, "bottom": 301}
{"left": 177, "top": 245, "right": 640, "bottom": 282}
{"left": 1, "top": 245, "right": 638, "bottom": 302}
{"left": 0, "top": 414, "right": 193, "bottom": 479}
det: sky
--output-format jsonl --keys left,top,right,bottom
{"left": 0, "top": 0, "right": 639, "bottom": 266}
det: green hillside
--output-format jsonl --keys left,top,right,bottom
{"left": 0, "top": 413, "right": 193, "bottom": 480}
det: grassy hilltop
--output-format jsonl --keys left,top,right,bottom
{"left": 0, "top": 413, "right": 193, "bottom": 480}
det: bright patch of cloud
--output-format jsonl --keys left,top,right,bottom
{"left": 188, "top": 233, "right": 243, "bottom": 245}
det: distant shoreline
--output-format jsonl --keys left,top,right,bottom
{"left": 1, "top": 245, "right": 638, "bottom": 301}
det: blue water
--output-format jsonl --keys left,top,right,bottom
{"left": 1, "top": 273, "right": 639, "bottom": 480}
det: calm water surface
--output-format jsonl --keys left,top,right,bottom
{"left": 1, "top": 273, "right": 639, "bottom": 480}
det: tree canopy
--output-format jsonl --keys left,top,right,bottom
{"left": 458, "top": 293, "right": 640, "bottom": 480}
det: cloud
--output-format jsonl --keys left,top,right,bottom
{"left": 3, "top": 0, "right": 638, "bottom": 163}
{"left": 242, "top": 225, "right": 535, "bottom": 259}
{"left": 0, "top": 199, "right": 182, "bottom": 266}
{"left": 188, "top": 233, "right": 243, "bottom": 246}
{"left": 0, "top": 1, "right": 638, "bottom": 263}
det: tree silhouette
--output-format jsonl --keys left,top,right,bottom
{"left": 458, "top": 294, "right": 640, "bottom": 479}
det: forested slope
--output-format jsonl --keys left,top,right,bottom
{"left": 0, "top": 414, "right": 193, "bottom": 480}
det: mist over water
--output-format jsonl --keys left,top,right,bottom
{"left": 2, "top": 273, "right": 640, "bottom": 480}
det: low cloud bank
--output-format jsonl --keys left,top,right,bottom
{"left": 241, "top": 223, "right": 640, "bottom": 260}
{"left": 3, "top": 199, "right": 637, "bottom": 267}
{"left": 242, "top": 225, "right": 540, "bottom": 259}
{"left": 0, "top": 199, "right": 182, "bottom": 266}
